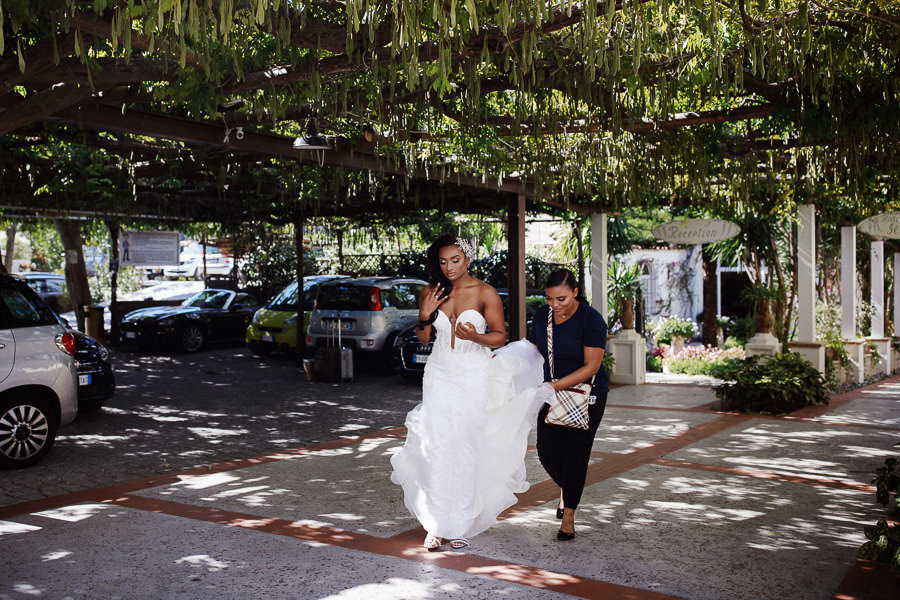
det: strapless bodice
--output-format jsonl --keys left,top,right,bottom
{"left": 432, "top": 309, "right": 488, "bottom": 354}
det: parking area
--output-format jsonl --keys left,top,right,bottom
{"left": 1, "top": 347, "right": 421, "bottom": 506}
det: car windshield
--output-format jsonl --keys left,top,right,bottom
{"left": 267, "top": 281, "right": 320, "bottom": 311}
{"left": 183, "top": 290, "right": 231, "bottom": 309}
{"left": 316, "top": 285, "right": 371, "bottom": 310}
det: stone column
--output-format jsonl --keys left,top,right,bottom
{"left": 895, "top": 253, "right": 900, "bottom": 337}
{"left": 590, "top": 213, "right": 608, "bottom": 320}
{"left": 506, "top": 194, "right": 527, "bottom": 340}
{"left": 840, "top": 226, "right": 857, "bottom": 340}
{"left": 868, "top": 241, "right": 891, "bottom": 375}
{"left": 787, "top": 204, "right": 824, "bottom": 371}
{"left": 871, "top": 241, "right": 885, "bottom": 338}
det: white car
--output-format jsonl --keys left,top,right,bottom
{"left": 0, "top": 275, "right": 78, "bottom": 468}
{"left": 164, "top": 254, "right": 234, "bottom": 280}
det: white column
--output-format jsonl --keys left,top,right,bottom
{"left": 841, "top": 226, "right": 857, "bottom": 339}
{"left": 894, "top": 253, "right": 900, "bottom": 337}
{"left": 797, "top": 204, "right": 816, "bottom": 341}
{"left": 871, "top": 241, "right": 884, "bottom": 338}
{"left": 590, "top": 213, "right": 608, "bottom": 320}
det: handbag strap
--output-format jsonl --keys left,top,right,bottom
{"left": 547, "top": 306, "right": 597, "bottom": 387}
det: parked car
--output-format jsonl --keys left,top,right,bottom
{"left": 120, "top": 289, "right": 260, "bottom": 352}
{"left": 0, "top": 274, "right": 78, "bottom": 468}
{"left": 15, "top": 272, "right": 71, "bottom": 313}
{"left": 72, "top": 330, "right": 115, "bottom": 412}
{"left": 164, "top": 254, "right": 234, "bottom": 280}
{"left": 306, "top": 277, "right": 428, "bottom": 362}
{"left": 392, "top": 289, "right": 542, "bottom": 381}
{"left": 246, "top": 275, "right": 347, "bottom": 356}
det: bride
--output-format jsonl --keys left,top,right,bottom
{"left": 390, "top": 234, "right": 547, "bottom": 550}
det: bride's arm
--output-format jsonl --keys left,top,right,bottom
{"left": 455, "top": 285, "right": 506, "bottom": 348}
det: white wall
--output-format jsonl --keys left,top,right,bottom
{"left": 613, "top": 247, "right": 704, "bottom": 322}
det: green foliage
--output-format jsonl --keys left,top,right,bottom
{"left": 726, "top": 318, "right": 756, "bottom": 345}
{"left": 858, "top": 519, "right": 900, "bottom": 572}
{"left": 713, "top": 353, "right": 829, "bottom": 414}
{"left": 873, "top": 458, "right": 900, "bottom": 510}
{"left": 704, "top": 358, "right": 746, "bottom": 380}
{"left": 857, "top": 458, "right": 900, "bottom": 572}
{"left": 239, "top": 226, "right": 319, "bottom": 303}
{"left": 602, "top": 351, "right": 615, "bottom": 375}
{"left": 646, "top": 354, "right": 663, "bottom": 373}
{"left": 650, "top": 316, "right": 698, "bottom": 344}
{"left": 607, "top": 260, "right": 641, "bottom": 314}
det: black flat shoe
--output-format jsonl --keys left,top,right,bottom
{"left": 557, "top": 529, "right": 575, "bottom": 541}
{"left": 556, "top": 506, "right": 564, "bottom": 519}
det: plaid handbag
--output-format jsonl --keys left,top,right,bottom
{"left": 544, "top": 307, "right": 596, "bottom": 430}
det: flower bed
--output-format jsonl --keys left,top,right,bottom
{"left": 663, "top": 344, "right": 746, "bottom": 377}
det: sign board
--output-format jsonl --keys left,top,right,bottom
{"left": 118, "top": 230, "right": 180, "bottom": 267}
{"left": 858, "top": 212, "right": 900, "bottom": 239}
{"left": 652, "top": 218, "right": 740, "bottom": 245}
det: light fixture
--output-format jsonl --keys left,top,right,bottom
{"left": 292, "top": 123, "right": 332, "bottom": 151}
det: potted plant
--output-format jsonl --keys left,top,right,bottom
{"left": 742, "top": 284, "right": 779, "bottom": 335}
{"left": 608, "top": 261, "right": 642, "bottom": 330}
{"left": 650, "top": 316, "right": 698, "bottom": 355}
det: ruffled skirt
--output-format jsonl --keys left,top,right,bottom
{"left": 390, "top": 340, "right": 547, "bottom": 539}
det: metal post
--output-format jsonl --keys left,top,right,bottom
{"left": 295, "top": 214, "right": 305, "bottom": 366}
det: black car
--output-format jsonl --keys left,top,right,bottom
{"left": 393, "top": 291, "right": 541, "bottom": 381}
{"left": 72, "top": 330, "right": 115, "bottom": 412}
{"left": 120, "top": 289, "right": 260, "bottom": 353}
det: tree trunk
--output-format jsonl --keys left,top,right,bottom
{"left": 4, "top": 223, "right": 16, "bottom": 272}
{"left": 54, "top": 219, "right": 91, "bottom": 331}
{"left": 702, "top": 245, "right": 718, "bottom": 346}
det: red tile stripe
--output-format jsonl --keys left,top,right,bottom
{"left": 831, "top": 558, "right": 900, "bottom": 600}
{"left": 651, "top": 458, "right": 876, "bottom": 493}
{"left": 109, "top": 494, "right": 683, "bottom": 600}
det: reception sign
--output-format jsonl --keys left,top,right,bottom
{"left": 858, "top": 212, "right": 900, "bottom": 239}
{"left": 117, "top": 230, "right": 180, "bottom": 267}
{"left": 652, "top": 218, "right": 740, "bottom": 244}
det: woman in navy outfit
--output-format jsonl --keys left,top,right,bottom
{"left": 528, "top": 268, "right": 608, "bottom": 540}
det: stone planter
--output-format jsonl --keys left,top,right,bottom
{"left": 670, "top": 335, "right": 685, "bottom": 356}
{"left": 620, "top": 299, "right": 635, "bottom": 330}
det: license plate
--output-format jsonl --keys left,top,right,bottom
{"left": 325, "top": 321, "right": 353, "bottom": 331}
{"left": 78, "top": 374, "right": 91, "bottom": 386}
{"left": 124, "top": 331, "right": 137, "bottom": 339}
{"left": 413, "top": 354, "right": 428, "bottom": 364}
{"left": 262, "top": 332, "right": 274, "bottom": 342}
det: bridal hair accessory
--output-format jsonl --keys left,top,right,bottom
{"left": 455, "top": 237, "right": 476, "bottom": 259}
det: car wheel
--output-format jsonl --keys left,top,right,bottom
{"left": 180, "top": 325, "right": 205, "bottom": 353}
{"left": 0, "top": 393, "right": 59, "bottom": 469}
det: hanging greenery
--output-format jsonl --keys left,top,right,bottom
{"left": 0, "top": 1, "right": 898, "bottom": 215}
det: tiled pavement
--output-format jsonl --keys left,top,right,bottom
{"left": 2, "top": 364, "right": 900, "bottom": 599}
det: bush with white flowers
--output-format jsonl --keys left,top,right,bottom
{"left": 650, "top": 316, "right": 698, "bottom": 344}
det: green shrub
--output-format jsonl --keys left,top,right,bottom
{"left": 727, "top": 317, "right": 756, "bottom": 344}
{"left": 646, "top": 355, "right": 663, "bottom": 372}
{"left": 858, "top": 458, "right": 900, "bottom": 573}
{"left": 666, "top": 357, "right": 708, "bottom": 375}
{"left": 723, "top": 336, "right": 744, "bottom": 349}
{"left": 713, "top": 352, "right": 828, "bottom": 414}
{"left": 704, "top": 358, "right": 745, "bottom": 380}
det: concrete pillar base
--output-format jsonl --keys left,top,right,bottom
{"left": 867, "top": 337, "right": 892, "bottom": 377}
{"left": 844, "top": 340, "right": 866, "bottom": 384}
{"left": 745, "top": 332, "right": 782, "bottom": 357}
{"left": 787, "top": 342, "right": 826, "bottom": 374}
{"left": 610, "top": 329, "right": 646, "bottom": 385}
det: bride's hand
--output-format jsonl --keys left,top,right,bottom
{"left": 455, "top": 322, "right": 479, "bottom": 341}
{"left": 419, "top": 285, "right": 447, "bottom": 318}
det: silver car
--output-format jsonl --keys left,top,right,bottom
{"left": 306, "top": 277, "right": 427, "bottom": 361}
{"left": 0, "top": 275, "right": 78, "bottom": 468}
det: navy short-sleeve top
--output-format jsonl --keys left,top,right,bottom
{"left": 527, "top": 301, "right": 609, "bottom": 395}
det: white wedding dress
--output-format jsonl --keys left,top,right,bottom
{"left": 390, "top": 309, "right": 548, "bottom": 540}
